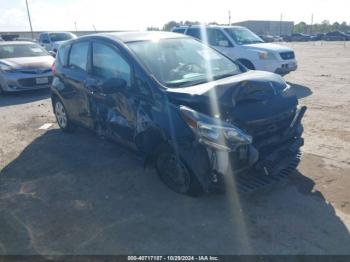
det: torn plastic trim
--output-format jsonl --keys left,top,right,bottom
{"left": 283, "top": 105, "right": 307, "bottom": 137}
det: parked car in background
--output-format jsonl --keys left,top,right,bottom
{"left": 288, "top": 33, "right": 311, "bottom": 42}
{"left": 258, "top": 35, "right": 275, "bottom": 43}
{"left": 324, "top": 31, "right": 349, "bottom": 41}
{"left": 172, "top": 25, "right": 297, "bottom": 76}
{"left": 38, "top": 32, "right": 77, "bottom": 52}
{"left": 13, "top": 37, "right": 38, "bottom": 43}
{"left": 310, "top": 33, "right": 325, "bottom": 41}
{"left": 0, "top": 41, "right": 54, "bottom": 93}
{"left": 1, "top": 34, "right": 19, "bottom": 41}
{"left": 51, "top": 31, "right": 306, "bottom": 195}
{"left": 274, "top": 35, "right": 284, "bottom": 42}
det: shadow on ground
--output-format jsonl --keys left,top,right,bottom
{"left": 0, "top": 129, "right": 349, "bottom": 255}
{"left": 0, "top": 89, "right": 50, "bottom": 107}
{"left": 287, "top": 82, "right": 313, "bottom": 99}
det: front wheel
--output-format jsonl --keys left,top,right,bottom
{"left": 155, "top": 145, "right": 203, "bottom": 196}
{"left": 53, "top": 98, "right": 73, "bottom": 132}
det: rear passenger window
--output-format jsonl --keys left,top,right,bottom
{"left": 69, "top": 41, "right": 89, "bottom": 71}
{"left": 92, "top": 42, "right": 131, "bottom": 86}
{"left": 186, "top": 28, "right": 202, "bottom": 40}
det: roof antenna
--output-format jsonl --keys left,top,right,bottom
{"left": 93, "top": 24, "right": 97, "bottom": 32}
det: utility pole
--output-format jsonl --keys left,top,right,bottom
{"left": 228, "top": 10, "right": 231, "bottom": 25}
{"left": 310, "top": 13, "right": 314, "bottom": 35}
{"left": 93, "top": 24, "right": 97, "bottom": 32}
{"left": 74, "top": 21, "right": 77, "bottom": 32}
{"left": 279, "top": 13, "right": 283, "bottom": 36}
{"left": 25, "top": 0, "right": 34, "bottom": 39}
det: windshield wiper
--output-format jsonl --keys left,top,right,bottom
{"left": 167, "top": 73, "right": 237, "bottom": 88}
{"left": 166, "top": 78, "right": 209, "bottom": 88}
{"left": 243, "top": 40, "right": 264, "bottom": 45}
{"left": 213, "top": 73, "right": 237, "bottom": 80}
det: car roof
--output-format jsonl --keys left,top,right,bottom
{"left": 40, "top": 31, "right": 74, "bottom": 34}
{"left": 0, "top": 41, "right": 38, "bottom": 45}
{"left": 81, "top": 31, "right": 190, "bottom": 43}
{"left": 174, "top": 25, "right": 245, "bottom": 30}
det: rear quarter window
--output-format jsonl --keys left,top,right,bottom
{"left": 68, "top": 41, "right": 89, "bottom": 72}
{"left": 57, "top": 44, "right": 70, "bottom": 67}
{"left": 173, "top": 28, "right": 186, "bottom": 34}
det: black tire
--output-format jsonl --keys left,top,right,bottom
{"left": 155, "top": 145, "right": 203, "bottom": 196}
{"left": 53, "top": 97, "right": 74, "bottom": 132}
{"left": 238, "top": 59, "right": 255, "bottom": 70}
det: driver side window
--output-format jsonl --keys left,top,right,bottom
{"left": 92, "top": 42, "right": 131, "bottom": 87}
{"left": 207, "top": 29, "right": 232, "bottom": 47}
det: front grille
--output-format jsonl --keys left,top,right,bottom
{"left": 245, "top": 109, "right": 295, "bottom": 139}
{"left": 18, "top": 76, "right": 53, "bottom": 87}
{"left": 17, "top": 69, "right": 51, "bottom": 74}
{"left": 280, "top": 51, "right": 295, "bottom": 60}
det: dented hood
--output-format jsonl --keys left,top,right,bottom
{"left": 166, "top": 70, "right": 288, "bottom": 107}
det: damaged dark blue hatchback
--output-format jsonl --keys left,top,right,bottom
{"left": 51, "top": 31, "right": 306, "bottom": 196}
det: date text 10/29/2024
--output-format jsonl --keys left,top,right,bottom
{"left": 127, "top": 256, "right": 219, "bottom": 261}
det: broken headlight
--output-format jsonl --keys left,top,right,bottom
{"left": 180, "top": 105, "right": 252, "bottom": 151}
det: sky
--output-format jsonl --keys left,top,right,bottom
{"left": 0, "top": 0, "right": 349, "bottom": 32}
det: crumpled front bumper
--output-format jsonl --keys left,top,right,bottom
{"left": 207, "top": 106, "right": 307, "bottom": 190}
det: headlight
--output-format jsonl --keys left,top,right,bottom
{"left": 258, "top": 51, "right": 276, "bottom": 60}
{"left": 0, "top": 63, "right": 13, "bottom": 72}
{"left": 180, "top": 106, "right": 252, "bottom": 151}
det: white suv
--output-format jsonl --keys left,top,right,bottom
{"left": 172, "top": 25, "right": 297, "bottom": 76}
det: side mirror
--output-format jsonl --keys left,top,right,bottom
{"left": 49, "top": 51, "right": 56, "bottom": 58}
{"left": 218, "top": 40, "right": 230, "bottom": 47}
{"left": 100, "top": 78, "right": 127, "bottom": 94}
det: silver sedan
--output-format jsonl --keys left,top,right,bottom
{"left": 0, "top": 41, "right": 54, "bottom": 94}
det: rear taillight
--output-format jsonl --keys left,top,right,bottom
{"left": 51, "top": 62, "right": 56, "bottom": 75}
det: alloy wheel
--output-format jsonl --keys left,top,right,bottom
{"left": 55, "top": 101, "right": 67, "bottom": 129}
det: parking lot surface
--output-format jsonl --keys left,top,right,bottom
{"left": 0, "top": 42, "right": 349, "bottom": 255}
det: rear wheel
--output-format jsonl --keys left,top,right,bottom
{"left": 53, "top": 97, "right": 73, "bottom": 132}
{"left": 155, "top": 145, "right": 203, "bottom": 196}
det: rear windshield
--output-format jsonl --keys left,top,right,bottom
{"left": 49, "top": 33, "right": 75, "bottom": 42}
{"left": 0, "top": 44, "right": 49, "bottom": 59}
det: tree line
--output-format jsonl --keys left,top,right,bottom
{"left": 293, "top": 20, "right": 350, "bottom": 34}
{"left": 148, "top": 20, "right": 350, "bottom": 35}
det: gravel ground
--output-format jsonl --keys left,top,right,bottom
{"left": 0, "top": 41, "right": 349, "bottom": 255}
